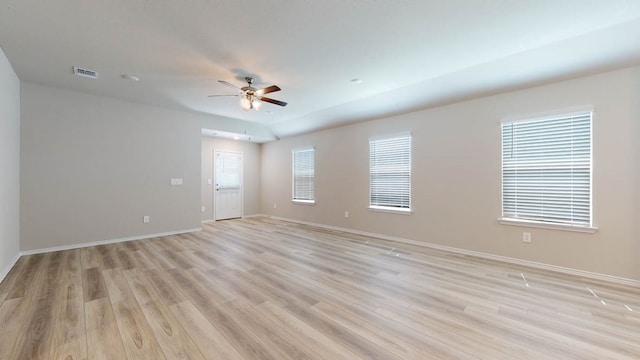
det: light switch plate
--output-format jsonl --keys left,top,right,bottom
{"left": 170, "top": 178, "right": 183, "bottom": 186}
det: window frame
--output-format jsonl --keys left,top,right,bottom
{"left": 369, "top": 133, "right": 412, "bottom": 214}
{"left": 499, "top": 110, "right": 597, "bottom": 233}
{"left": 291, "top": 147, "right": 315, "bottom": 204}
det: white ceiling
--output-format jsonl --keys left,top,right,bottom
{"left": 2, "top": 1, "right": 640, "bottom": 140}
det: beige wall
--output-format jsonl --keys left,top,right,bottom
{"left": 13, "top": 62, "right": 640, "bottom": 281}
{"left": 20, "top": 83, "right": 206, "bottom": 251}
{"left": 261, "top": 65, "right": 640, "bottom": 281}
{"left": 201, "top": 137, "right": 262, "bottom": 221}
{"left": 0, "top": 46, "right": 21, "bottom": 280}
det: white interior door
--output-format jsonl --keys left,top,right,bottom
{"left": 214, "top": 151, "right": 243, "bottom": 220}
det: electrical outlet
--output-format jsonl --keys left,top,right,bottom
{"left": 344, "top": 211, "right": 349, "bottom": 218}
{"left": 522, "top": 232, "right": 531, "bottom": 243}
{"left": 201, "top": 206, "right": 206, "bottom": 212}
{"left": 143, "top": 216, "right": 150, "bottom": 223}
{"left": 273, "top": 203, "right": 277, "bottom": 209}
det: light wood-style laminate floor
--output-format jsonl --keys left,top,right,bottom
{"left": 1, "top": 217, "right": 639, "bottom": 359}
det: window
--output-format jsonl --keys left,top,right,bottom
{"left": 369, "top": 134, "right": 411, "bottom": 211}
{"left": 292, "top": 148, "right": 315, "bottom": 203}
{"left": 501, "top": 111, "right": 592, "bottom": 228}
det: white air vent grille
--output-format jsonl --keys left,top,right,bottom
{"left": 73, "top": 66, "right": 98, "bottom": 79}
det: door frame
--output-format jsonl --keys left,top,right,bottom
{"left": 213, "top": 149, "right": 244, "bottom": 221}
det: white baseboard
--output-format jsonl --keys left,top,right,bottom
{"left": 20, "top": 227, "right": 202, "bottom": 256}
{"left": 269, "top": 216, "right": 640, "bottom": 288}
{"left": 0, "top": 251, "right": 21, "bottom": 285}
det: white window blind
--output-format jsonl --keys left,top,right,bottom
{"left": 292, "top": 148, "right": 315, "bottom": 202}
{"left": 501, "top": 112, "right": 592, "bottom": 226}
{"left": 369, "top": 134, "right": 411, "bottom": 210}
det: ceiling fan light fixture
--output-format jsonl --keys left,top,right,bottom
{"left": 252, "top": 99, "right": 262, "bottom": 110}
{"left": 240, "top": 96, "right": 252, "bottom": 111}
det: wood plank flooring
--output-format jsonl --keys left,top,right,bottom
{"left": 1, "top": 217, "right": 639, "bottom": 359}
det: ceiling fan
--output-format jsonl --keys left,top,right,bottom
{"left": 209, "top": 77, "right": 287, "bottom": 111}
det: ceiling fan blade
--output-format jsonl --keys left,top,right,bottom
{"left": 255, "top": 85, "right": 281, "bottom": 96}
{"left": 218, "top": 80, "right": 241, "bottom": 90}
{"left": 208, "top": 94, "right": 237, "bottom": 97}
{"left": 259, "top": 97, "right": 287, "bottom": 107}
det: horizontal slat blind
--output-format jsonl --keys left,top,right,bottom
{"left": 502, "top": 112, "right": 592, "bottom": 226}
{"left": 292, "top": 148, "right": 315, "bottom": 201}
{"left": 370, "top": 135, "right": 411, "bottom": 209}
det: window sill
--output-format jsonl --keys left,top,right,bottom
{"left": 292, "top": 200, "right": 315, "bottom": 205}
{"left": 498, "top": 217, "right": 598, "bottom": 233}
{"left": 369, "top": 206, "right": 413, "bottom": 215}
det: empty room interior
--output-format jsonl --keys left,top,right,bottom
{"left": 1, "top": 1, "right": 640, "bottom": 359}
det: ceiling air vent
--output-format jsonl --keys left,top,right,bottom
{"left": 73, "top": 66, "right": 99, "bottom": 79}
